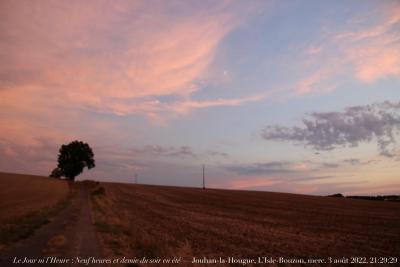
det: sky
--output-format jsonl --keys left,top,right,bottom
{"left": 0, "top": 0, "right": 399, "bottom": 195}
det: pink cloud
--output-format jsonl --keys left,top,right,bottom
{"left": 298, "top": 2, "right": 400, "bottom": 95}
{"left": 351, "top": 47, "right": 400, "bottom": 83}
{"left": 306, "top": 45, "right": 323, "bottom": 55}
{"left": 295, "top": 69, "right": 337, "bottom": 95}
{"left": 340, "top": 4, "right": 400, "bottom": 83}
{"left": 169, "top": 94, "right": 267, "bottom": 115}
{"left": 335, "top": 4, "right": 400, "bottom": 43}
{"left": 0, "top": 0, "right": 262, "bottom": 121}
{"left": 81, "top": 94, "right": 267, "bottom": 121}
{"left": 0, "top": 1, "right": 267, "bottom": 176}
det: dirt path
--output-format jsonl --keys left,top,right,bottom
{"left": 0, "top": 182, "right": 102, "bottom": 266}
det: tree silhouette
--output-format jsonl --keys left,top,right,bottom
{"left": 49, "top": 167, "right": 63, "bottom": 178}
{"left": 57, "top": 140, "right": 95, "bottom": 181}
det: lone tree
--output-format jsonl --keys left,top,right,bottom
{"left": 57, "top": 140, "right": 95, "bottom": 181}
{"left": 49, "top": 167, "right": 63, "bottom": 178}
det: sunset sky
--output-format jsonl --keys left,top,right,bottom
{"left": 1, "top": 0, "right": 399, "bottom": 195}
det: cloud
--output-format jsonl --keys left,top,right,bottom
{"left": 223, "top": 160, "right": 345, "bottom": 177}
{"left": 225, "top": 161, "right": 304, "bottom": 176}
{"left": 342, "top": 158, "right": 362, "bottom": 165}
{"left": 334, "top": 3, "right": 400, "bottom": 43}
{"left": 214, "top": 175, "right": 361, "bottom": 195}
{"left": 0, "top": 137, "right": 58, "bottom": 175}
{"left": 296, "top": 2, "right": 400, "bottom": 95}
{"left": 169, "top": 94, "right": 266, "bottom": 115}
{"left": 131, "top": 145, "right": 197, "bottom": 159}
{"left": 93, "top": 93, "right": 266, "bottom": 118}
{"left": 342, "top": 158, "right": 376, "bottom": 166}
{"left": 0, "top": 1, "right": 263, "bottom": 119}
{"left": 338, "top": 4, "right": 400, "bottom": 84}
{"left": 320, "top": 163, "right": 339, "bottom": 169}
{"left": 295, "top": 69, "right": 337, "bottom": 95}
{"left": 295, "top": 175, "right": 334, "bottom": 182}
{"left": 306, "top": 45, "right": 323, "bottom": 55}
{"left": 261, "top": 101, "right": 400, "bottom": 157}
{"left": 207, "top": 150, "right": 229, "bottom": 158}
{"left": 351, "top": 48, "right": 400, "bottom": 83}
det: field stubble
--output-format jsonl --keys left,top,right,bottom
{"left": 0, "top": 172, "right": 70, "bottom": 250}
{"left": 0, "top": 172, "right": 69, "bottom": 221}
{"left": 90, "top": 183, "right": 400, "bottom": 265}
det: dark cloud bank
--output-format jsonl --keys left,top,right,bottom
{"left": 223, "top": 159, "right": 366, "bottom": 177}
{"left": 261, "top": 101, "right": 400, "bottom": 157}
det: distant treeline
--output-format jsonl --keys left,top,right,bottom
{"left": 328, "top": 193, "right": 400, "bottom": 202}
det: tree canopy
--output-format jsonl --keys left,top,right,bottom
{"left": 55, "top": 140, "right": 95, "bottom": 181}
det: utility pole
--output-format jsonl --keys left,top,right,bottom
{"left": 202, "top": 164, "right": 205, "bottom": 190}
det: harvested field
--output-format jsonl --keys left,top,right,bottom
{"left": 91, "top": 182, "right": 400, "bottom": 264}
{"left": 0, "top": 172, "right": 69, "bottom": 221}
